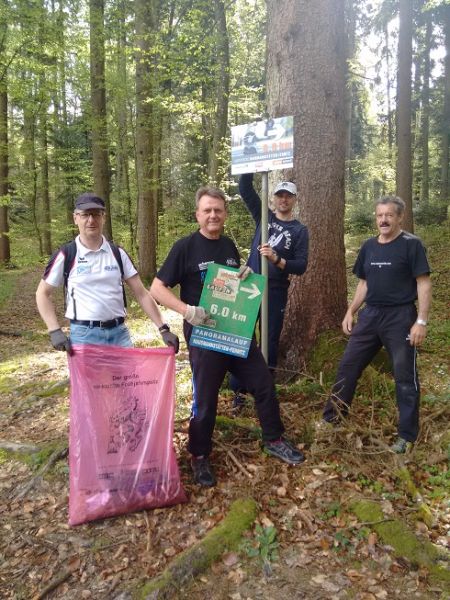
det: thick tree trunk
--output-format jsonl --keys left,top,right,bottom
{"left": 135, "top": 0, "right": 160, "bottom": 281}
{"left": 208, "top": 0, "right": 230, "bottom": 185}
{"left": 266, "top": 0, "right": 347, "bottom": 369}
{"left": 0, "top": 83, "right": 9, "bottom": 264}
{"left": 90, "top": 0, "right": 112, "bottom": 239}
{"left": 396, "top": 0, "right": 414, "bottom": 232}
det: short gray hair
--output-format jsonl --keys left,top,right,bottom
{"left": 195, "top": 186, "right": 227, "bottom": 208}
{"left": 375, "top": 195, "right": 405, "bottom": 215}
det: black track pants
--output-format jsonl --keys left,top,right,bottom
{"left": 185, "top": 324, "right": 285, "bottom": 457}
{"left": 323, "top": 304, "right": 420, "bottom": 442}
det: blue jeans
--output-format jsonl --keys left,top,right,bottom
{"left": 69, "top": 322, "right": 133, "bottom": 347}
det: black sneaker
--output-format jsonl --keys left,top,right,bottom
{"left": 232, "top": 393, "right": 246, "bottom": 414}
{"left": 191, "top": 456, "right": 216, "bottom": 487}
{"left": 263, "top": 438, "right": 305, "bottom": 465}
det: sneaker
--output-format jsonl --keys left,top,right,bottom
{"left": 191, "top": 456, "right": 216, "bottom": 487}
{"left": 390, "top": 437, "right": 413, "bottom": 454}
{"left": 232, "top": 393, "right": 246, "bottom": 414}
{"left": 263, "top": 438, "right": 305, "bottom": 465}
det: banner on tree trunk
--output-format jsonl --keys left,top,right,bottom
{"left": 68, "top": 344, "right": 186, "bottom": 526}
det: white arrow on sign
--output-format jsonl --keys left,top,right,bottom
{"left": 240, "top": 283, "right": 261, "bottom": 300}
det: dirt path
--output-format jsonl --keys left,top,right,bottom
{"left": 0, "top": 268, "right": 448, "bottom": 600}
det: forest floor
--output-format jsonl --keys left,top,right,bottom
{"left": 0, "top": 227, "right": 449, "bottom": 600}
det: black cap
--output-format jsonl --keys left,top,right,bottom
{"left": 74, "top": 192, "right": 105, "bottom": 211}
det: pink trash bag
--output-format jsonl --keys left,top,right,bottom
{"left": 68, "top": 344, "right": 187, "bottom": 526}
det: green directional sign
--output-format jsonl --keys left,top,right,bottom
{"left": 190, "top": 264, "right": 266, "bottom": 358}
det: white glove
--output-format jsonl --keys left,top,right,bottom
{"left": 237, "top": 265, "right": 253, "bottom": 280}
{"left": 184, "top": 305, "right": 212, "bottom": 326}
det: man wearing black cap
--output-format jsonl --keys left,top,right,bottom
{"left": 36, "top": 192, "right": 179, "bottom": 353}
{"left": 231, "top": 174, "right": 309, "bottom": 408}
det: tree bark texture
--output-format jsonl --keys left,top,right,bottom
{"left": 0, "top": 83, "right": 10, "bottom": 264}
{"left": 208, "top": 0, "right": 230, "bottom": 185}
{"left": 420, "top": 12, "right": 431, "bottom": 206}
{"left": 266, "top": 0, "right": 347, "bottom": 369}
{"left": 90, "top": 0, "right": 112, "bottom": 239}
{"left": 440, "top": 3, "right": 450, "bottom": 219}
{"left": 396, "top": 0, "right": 414, "bottom": 232}
{"left": 135, "top": 0, "right": 160, "bottom": 281}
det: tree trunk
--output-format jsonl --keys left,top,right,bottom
{"left": 439, "top": 3, "right": 450, "bottom": 220}
{"left": 266, "top": 0, "right": 347, "bottom": 369}
{"left": 39, "top": 105, "right": 52, "bottom": 256}
{"left": 135, "top": 0, "right": 160, "bottom": 281}
{"left": 396, "top": 0, "right": 414, "bottom": 232}
{"left": 420, "top": 11, "right": 432, "bottom": 206}
{"left": 0, "top": 82, "right": 9, "bottom": 264}
{"left": 208, "top": 0, "right": 230, "bottom": 185}
{"left": 384, "top": 21, "right": 394, "bottom": 159}
{"left": 24, "top": 107, "right": 42, "bottom": 256}
{"left": 90, "top": 0, "right": 112, "bottom": 239}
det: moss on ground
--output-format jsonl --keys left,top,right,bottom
{"left": 351, "top": 500, "right": 450, "bottom": 588}
{"left": 138, "top": 498, "right": 258, "bottom": 599}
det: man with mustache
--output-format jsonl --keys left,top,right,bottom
{"left": 321, "top": 196, "right": 432, "bottom": 453}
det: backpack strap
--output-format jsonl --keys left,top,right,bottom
{"left": 60, "top": 239, "right": 128, "bottom": 315}
{"left": 108, "top": 241, "right": 127, "bottom": 308}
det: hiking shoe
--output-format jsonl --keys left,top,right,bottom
{"left": 191, "top": 456, "right": 216, "bottom": 487}
{"left": 263, "top": 438, "right": 305, "bottom": 465}
{"left": 232, "top": 393, "right": 246, "bottom": 414}
{"left": 390, "top": 437, "right": 413, "bottom": 454}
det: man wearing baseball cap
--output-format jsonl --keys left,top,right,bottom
{"left": 231, "top": 174, "right": 309, "bottom": 409}
{"left": 36, "top": 192, "right": 179, "bottom": 353}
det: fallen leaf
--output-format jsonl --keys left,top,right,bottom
{"left": 222, "top": 552, "right": 239, "bottom": 567}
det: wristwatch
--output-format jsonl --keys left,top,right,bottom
{"left": 416, "top": 318, "right": 427, "bottom": 326}
{"left": 158, "top": 324, "right": 170, "bottom": 333}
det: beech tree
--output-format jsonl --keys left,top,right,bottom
{"left": 266, "top": 0, "right": 347, "bottom": 368}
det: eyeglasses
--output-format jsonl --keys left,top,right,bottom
{"left": 75, "top": 211, "right": 105, "bottom": 219}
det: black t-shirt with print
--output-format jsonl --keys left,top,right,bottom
{"left": 157, "top": 230, "right": 241, "bottom": 306}
{"left": 353, "top": 232, "right": 431, "bottom": 307}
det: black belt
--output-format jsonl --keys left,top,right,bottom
{"left": 70, "top": 317, "right": 125, "bottom": 329}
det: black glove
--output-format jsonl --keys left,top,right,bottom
{"left": 49, "top": 328, "right": 73, "bottom": 355}
{"left": 159, "top": 325, "right": 180, "bottom": 353}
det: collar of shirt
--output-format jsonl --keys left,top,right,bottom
{"left": 75, "top": 235, "right": 109, "bottom": 259}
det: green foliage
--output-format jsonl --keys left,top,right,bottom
{"left": 241, "top": 524, "right": 279, "bottom": 565}
{"left": 0, "top": 270, "right": 16, "bottom": 308}
{"left": 321, "top": 501, "right": 342, "bottom": 521}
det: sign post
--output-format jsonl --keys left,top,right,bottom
{"left": 190, "top": 264, "right": 266, "bottom": 359}
{"left": 230, "top": 116, "right": 294, "bottom": 362}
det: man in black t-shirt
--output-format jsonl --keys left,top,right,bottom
{"left": 321, "top": 196, "right": 432, "bottom": 453}
{"left": 151, "top": 186, "right": 305, "bottom": 487}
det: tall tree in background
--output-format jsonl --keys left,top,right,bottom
{"left": 420, "top": 8, "right": 432, "bottom": 206}
{"left": 208, "top": 0, "right": 230, "bottom": 184}
{"left": 90, "top": 0, "right": 112, "bottom": 238}
{"left": 0, "top": 15, "right": 10, "bottom": 264}
{"left": 135, "top": 0, "right": 160, "bottom": 281}
{"left": 439, "top": 2, "right": 450, "bottom": 219}
{"left": 266, "top": 0, "right": 347, "bottom": 368}
{"left": 396, "top": 0, "right": 414, "bottom": 232}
